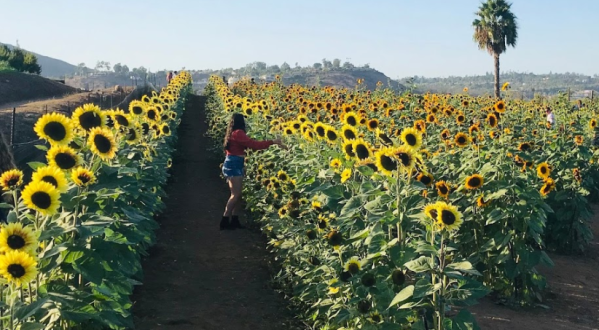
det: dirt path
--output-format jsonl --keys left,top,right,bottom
{"left": 132, "top": 95, "right": 298, "bottom": 330}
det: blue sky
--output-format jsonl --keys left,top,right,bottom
{"left": 1, "top": 0, "right": 597, "bottom": 78}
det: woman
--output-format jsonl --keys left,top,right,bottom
{"left": 221, "top": 113, "right": 282, "bottom": 230}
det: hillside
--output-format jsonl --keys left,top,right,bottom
{"left": 1, "top": 43, "right": 77, "bottom": 78}
{"left": 0, "top": 71, "right": 76, "bottom": 106}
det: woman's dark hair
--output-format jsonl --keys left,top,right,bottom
{"left": 224, "top": 113, "right": 246, "bottom": 151}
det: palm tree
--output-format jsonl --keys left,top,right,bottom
{"left": 473, "top": 0, "right": 518, "bottom": 98}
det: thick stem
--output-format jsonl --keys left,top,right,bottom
{"left": 438, "top": 234, "right": 446, "bottom": 329}
{"left": 494, "top": 53, "right": 501, "bottom": 99}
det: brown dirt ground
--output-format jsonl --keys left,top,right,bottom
{"left": 132, "top": 96, "right": 599, "bottom": 330}
{"left": 0, "top": 71, "right": 77, "bottom": 105}
{"left": 131, "top": 95, "right": 301, "bottom": 330}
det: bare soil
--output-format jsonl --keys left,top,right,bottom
{"left": 0, "top": 71, "right": 76, "bottom": 105}
{"left": 131, "top": 95, "right": 300, "bottom": 330}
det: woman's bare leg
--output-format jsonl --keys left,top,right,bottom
{"left": 223, "top": 176, "right": 243, "bottom": 217}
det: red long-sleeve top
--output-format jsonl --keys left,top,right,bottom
{"left": 226, "top": 129, "right": 273, "bottom": 156}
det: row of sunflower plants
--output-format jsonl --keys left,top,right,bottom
{"left": 0, "top": 72, "right": 192, "bottom": 329}
{"left": 204, "top": 75, "right": 599, "bottom": 329}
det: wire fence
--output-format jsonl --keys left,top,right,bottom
{"left": 1, "top": 90, "right": 130, "bottom": 148}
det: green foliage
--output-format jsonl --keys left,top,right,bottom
{"left": 0, "top": 46, "right": 42, "bottom": 74}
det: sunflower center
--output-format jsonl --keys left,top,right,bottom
{"left": 405, "top": 134, "right": 417, "bottom": 146}
{"left": 345, "top": 144, "right": 356, "bottom": 157}
{"left": 93, "top": 134, "right": 112, "bottom": 154}
{"left": 380, "top": 155, "right": 397, "bottom": 171}
{"left": 78, "top": 174, "right": 91, "bottom": 184}
{"left": 127, "top": 129, "right": 137, "bottom": 141}
{"left": 41, "top": 175, "right": 58, "bottom": 188}
{"left": 147, "top": 110, "right": 157, "bottom": 120}
{"left": 441, "top": 209, "right": 456, "bottom": 225}
{"left": 316, "top": 126, "right": 326, "bottom": 137}
{"left": 468, "top": 177, "right": 481, "bottom": 187}
{"left": 439, "top": 185, "right": 448, "bottom": 195}
{"left": 163, "top": 126, "right": 171, "bottom": 134}
{"left": 115, "top": 115, "right": 129, "bottom": 126}
{"left": 326, "top": 131, "right": 338, "bottom": 141}
{"left": 7, "top": 264, "right": 25, "bottom": 278}
{"left": 348, "top": 262, "right": 360, "bottom": 274}
{"left": 541, "top": 167, "right": 547, "bottom": 174}
{"left": 132, "top": 106, "right": 143, "bottom": 115}
{"left": 396, "top": 152, "right": 411, "bottom": 166}
{"left": 355, "top": 145, "right": 369, "bottom": 160}
{"left": 347, "top": 117, "right": 357, "bottom": 126}
{"left": 369, "top": 121, "right": 378, "bottom": 129}
{"left": 420, "top": 175, "right": 432, "bottom": 185}
{"left": 457, "top": 136, "right": 466, "bottom": 144}
{"left": 7, "top": 176, "right": 19, "bottom": 187}
{"left": 344, "top": 130, "right": 356, "bottom": 140}
{"left": 55, "top": 153, "right": 76, "bottom": 170}
{"left": 79, "top": 111, "right": 102, "bottom": 131}
{"left": 31, "top": 191, "right": 51, "bottom": 209}
{"left": 7, "top": 235, "right": 26, "bottom": 249}
{"left": 43, "top": 122, "right": 67, "bottom": 141}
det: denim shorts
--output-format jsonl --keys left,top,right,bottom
{"left": 222, "top": 155, "right": 244, "bottom": 178}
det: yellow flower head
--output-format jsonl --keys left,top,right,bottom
{"left": 88, "top": 127, "right": 118, "bottom": 161}
{"left": 0, "top": 169, "right": 24, "bottom": 191}
{"left": 341, "top": 168, "right": 352, "bottom": 183}
{"left": 71, "top": 167, "right": 97, "bottom": 187}
{"left": 0, "top": 250, "right": 38, "bottom": 286}
{"left": 0, "top": 223, "right": 37, "bottom": 255}
{"left": 21, "top": 181, "right": 61, "bottom": 216}
{"left": 34, "top": 112, "right": 74, "bottom": 146}
{"left": 32, "top": 166, "right": 68, "bottom": 193}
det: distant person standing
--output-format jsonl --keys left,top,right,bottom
{"left": 546, "top": 107, "right": 556, "bottom": 128}
{"left": 173, "top": 71, "right": 178, "bottom": 78}
{"left": 167, "top": 71, "right": 173, "bottom": 84}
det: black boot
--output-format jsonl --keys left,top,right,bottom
{"left": 220, "top": 216, "right": 230, "bottom": 230}
{"left": 230, "top": 215, "right": 245, "bottom": 229}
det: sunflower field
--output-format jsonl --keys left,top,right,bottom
{"left": 205, "top": 75, "right": 599, "bottom": 329}
{"left": 0, "top": 72, "right": 191, "bottom": 329}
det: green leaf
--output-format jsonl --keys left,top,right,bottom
{"left": 0, "top": 203, "right": 12, "bottom": 209}
{"left": 388, "top": 285, "right": 414, "bottom": 308}
{"left": 14, "top": 298, "right": 48, "bottom": 320}
{"left": 404, "top": 256, "right": 432, "bottom": 273}
{"left": 7, "top": 211, "right": 17, "bottom": 223}
{"left": 27, "top": 162, "right": 46, "bottom": 171}
{"left": 34, "top": 144, "right": 48, "bottom": 151}
{"left": 19, "top": 323, "right": 45, "bottom": 330}
{"left": 446, "top": 261, "right": 481, "bottom": 276}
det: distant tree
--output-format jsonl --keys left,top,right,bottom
{"left": 322, "top": 58, "right": 332, "bottom": 69}
{"left": 332, "top": 58, "right": 341, "bottom": 68}
{"left": 313, "top": 63, "right": 323, "bottom": 69}
{"left": 104, "top": 61, "right": 111, "bottom": 71}
{"left": 342, "top": 61, "right": 354, "bottom": 69}
{"left": 267, "top": 65, "right": 280, "bottom": 73}
{"left": 95, "top": 61, "right": 104, "bottom": 73}
{"left": 76, "top": 63, "right": 87, "bottom": 76}
{"left": 295, "top": 62, "right": 299, "bottom": 68}
{"left": 8, "top": 48, "right": 25, "bottom": 72}
{"left": 473, "top": 0, "right": 518, "bottom": 98}
{"left": 132, "top": 66, "right": 148, "bottom": 78}
{"left": 113, "top": 63, "right": 123, "bottom": 74}
{"left": 363, "top": 63, "right": 370, "bottom": 69}
{"left": 253, "top": 62, "right": 267, "bottom": 71}
{"left": 281, "top": 62, "right": 291, "bottom": 72}
{"left": 121, "top": 65, "right": 130, "bottom": 74}
{"left": 22, "top": 52, "right": 41, "bottom": 74}
{"left": 0, "top": 45, "right": 10, "bottom": 62}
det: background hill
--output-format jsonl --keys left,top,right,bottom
{"left": 0, "top": 43, "right": 77, "bottom": 78}
{"left": 0, "top": 71, "right": 76, "bottom": 106}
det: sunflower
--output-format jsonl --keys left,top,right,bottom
{"left": 277, "top": 170, "right": 289, "bottom": 182}
{"left": 0, "top": 223, "right": 37, "bottom": 255}
{"left": 575, "top": 135, "right": 583, "bottom": 145}
{"left": 391, "top": 269, "right": 405, "bottom": 285}
{"left": 344, "top": 257, "right": 362, "bottom": 274}
{"left": 435, "top": 202, "right": 463, "bottom": 231}
{"left": 537, "top": 162, "right": 551, "bottom": 179}
{"left": 330, "top": 158, "right": 342, "bottom": 169}
{"left": 34, "top": 113, "right": 73, "bottom": 146}
{"left": 454, "top": 132, "right": 470, "bottom": 147}
{"left": 278, "top": 206, "right": 289, "bottom": 218}
{"left": 112, "top": 110, "right": 131, "bottom": 129}
{"left": 413, "top": 120, "right": 426, "bottom": 133}
{"left": 340, "top": 168, "right": 352, "bottom": 183}
{"left": 476, "top": 194, "right": 490, "bottom": 208}
{"left": 486, "top": 113, "right": 498, "bottom": 128}
{"left": 590, "top": 119, "right": 597, "bottom": 130}
{"left": 424, "top": 203, "right": 439, "bottom": 219}
{"left": 440, "top": 129, "right": 451, "bottom": 140}
{"left": 367, "top": 119, "right": 379, "bottom": 131}
{"left": 426, "top": 113, "right": 437, "bottom": 123}
{"left": 353, "top": 139, "right": 372, "bottom": 160}
{"left": 160, "top": 124, "right": 171, "bottom": 136}
{"left": 0, "top": 250, "right": 37, "bottom": 286}
{"left": 341, "top": 140, "right": 356, "bottom": 159}
{"left": 400, "top": 128, "right": 422, "bottom": 150}
{"left": 31, "top": 166, "right": 68, "bottom": 193}
{"left": 393, "top": 145, "right": 415, "bottom": 171}
{"left": 21, "top": 181, "right": 61, "bottom": 216}
{"left": 501, "top": 82, "right": 510, "bottom": 91}
{"left": 0, "top": 169, "right": 24, "bottom": 191}
{"left": 374, "top": 147, "right": 398, "bottom": 176}
{"left": 326, "top": 230, "right": 343, "bottom": 246}
{"left": 494, "top": 100, "right": 506, "bottom": 113}
{"left": 128, "top": 100, "right": 146, "bottom": 116}
{"left": 489, "top": 131, "right": 500, "bottom": 139}
{"left": 468, "top": 124, "right": 480, "bottom": 135}
{"left": 325, "top": 127, "right": 339, "bottom": 143}
{"left": 343, "top": 112, "right": 359, "bottom": 127}
{"left": 47, "top": 145, "right": 80, "bottom": 171}
{"left": 71, "top": 167, "right": 96, "bottom": 187}
{"left": 72, "top": 104, "right": 105, "bottom": 131}
{"left": 435, "top": 181, "right": 450, "bottom": 198}
{"left": 456, "top": 114, "right": 466, "bottom": 125}
{"left": 87, "top": 127, "right": 117, "bottom": 161}
{"left": 314, "top": 122, "right": 327, "bottom": 138}
{"left": 465, "top": 174, "right": 484, "bottom": 190}
{"left": 125, "top": 126, "right": 141, "bottom": 145}
{"left": 341, "top": 124, "right": 358, "bottom": 141}
{"left": 377, "top": 129, "right": 395, "bottom": 146}
{"left": 573, "top": 168, "right": 582, "bottom": 182}
{"left": 540, "top": 178, "right": 555, "bottom": 197}
{"left": 145, "top": 106, "right": 160, "bottom": 123}
{"left": 417, "top": 172, "right": 434, "bottom": 187}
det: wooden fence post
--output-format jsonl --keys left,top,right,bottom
{"left": 10, "top": 107, "right": 16, "bottom": 146}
